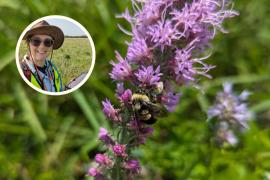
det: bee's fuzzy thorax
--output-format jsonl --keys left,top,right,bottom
{"left": 131, "top": 93, "right": 150, "bottom": 102}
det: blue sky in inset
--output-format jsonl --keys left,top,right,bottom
{"left": 46, "top": 18, "right": 86, "bottom": 36}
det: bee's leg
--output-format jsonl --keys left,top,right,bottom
{"left": 140, "top": 113, "right": 152, "bottom": 121}
{"left": 140, "top": 109, "right": 149, "bottom": 115}
{"left": 143, "top": 117, "right": 157, "bottom": 124}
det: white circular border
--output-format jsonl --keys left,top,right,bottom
{"left": 15, "top": 15, "right": 96, "bottom": 96}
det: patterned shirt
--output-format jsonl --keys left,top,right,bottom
{"left": 21, "top": 55, "right": 62, "bottom": 92}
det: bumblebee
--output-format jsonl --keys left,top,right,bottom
{"left": 131, "top": 83, "right": 164, "bottom": 124}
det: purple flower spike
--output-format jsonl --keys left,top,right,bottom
{"left": 147, "top": 20, "right": 180, "bottom": 51}
{"left": 138, "top": 127, "right": 154, "bottom": 144}
{"left": 127, "top": 37, "right": 153, "bottom": 64}
{"left": 98, "top": 127, "right": 115, "bottom": 146}
{"left": 110, "top": 51, "right": 132, "bottom": 81}
{"left": 135, "top": 65, "right": 162, "bottom": 87}
{"left": 162, "top": 91, "right": 181, "bottom": 112}
{"left": 87, "top": 167, "right": 105, "bottom": 179}
{"left": 173, "top": 49, "right": 196, "bottom": 82}
{"left": 88, "top": 0, "right": 238, "bottom": 177}
{"left": 102, "top": 99, "right": 121, "bottom": 122}
{"left": 87, "top": 167, "right": 99, "bottom": 176}
{"left": 140, "top": 127, "right": 154, "bottom": 135}
{"left": 122, "top": 160, "right": 141, "bottom": 174}
{"left": 95, "top": 154, "right": 113, "bottom": 167}
{"left": 135, "top": 0, "right": 163, "bottom": 26}
{"left": 161, "top": 82, "right": 181, "bottom": 112}
{"left": 119, "top": 89, "right": 132, "bottom": 104}
{"left": 117, "top": 8, "right": 133, "bottom": 24}
{"left": 98, "top": 127, "right": 108, "bottom": 137}
{"left": 127, "top": 119, "right": 140, "bottom": 131}
{"left": 116, "top": 82, "right": 125, "bottom": 96}
{"left": 171, "top": 0, "right": 238, "bottom": 38}
{"left": 112, "top": 144, "right": 127, "bottom": 158}
{"left": 170, "top": 42, "right": 215, "bottom": 84}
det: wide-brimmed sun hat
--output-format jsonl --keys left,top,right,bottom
{"left": 23, "top": 20, "right": 64, "bottom": 49}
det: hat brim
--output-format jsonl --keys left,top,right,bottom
{"left": 23, "top": 25, "right": 64, "bottom": 49}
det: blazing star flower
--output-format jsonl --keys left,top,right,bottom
{"left": 135, "top": 0, "right": 162, "bottom": 26}
{"left": 127, "top": 118, "right": 140, "bottom": 131}
{"left": 161, "top": 85, "right": 181, "bottom": 112}
{"left": 112, "top": 144, "right": 127, "bottom": 158}
{"left": 87, "top": 167, "right": 99, "bottom": 176}
{"left": 88, "top": 0, "right": 238, "bottom": 178}
{"left": 127, "top": 37, "right": 153, "bottom": 64}
{"left": 102, "top": 99, "right": 121, "bottom": 122}
{"left": 138, "top": 127, "right": 154, "bottom": 144}
{"left": 98, "top": 127, "right": 115, "bottom": 146}
{"left": 153, "top": 0, "right": 238, "bottom": 52}
{"left": 139, "top": 126, "right": 154, "bottom": 135}
{"left": 95, "top": 154, "right": 113, "bottom": 167}
{"left": 169, "top": 40, "right": 215, "bottom": 84}
{"left": 115, "top": 83, "right": 133, "bottom": 104}
{"left": 118, "top": 8, "right": 133, "bottom": 24}
{"left": 171, "top": 0, "right": 239, "bottom": 39}
{"left": 172, "top": 49, "right": 196, "bottom": 82}
{"left": 116, "top": 82, "right": 125, "bottom": 96}
{"left": 134, "top": 65, "right": 162, "bottom": 87}
{"left": 119, "top": 89, "right": 133, "bottom": 104}
{"left": 122, "top": 159, "right": 141, "bottom": 174}
{"left": 110, "top": 51, "right": 132, "bottom": 81}
{"left": 147, "top": 20, "right": 181, "bottom": 51}
{"left": 87, "top": 167, "right": 105, "bottom": 180}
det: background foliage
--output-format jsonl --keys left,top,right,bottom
{"left": 0, "top": 0, "right": 269, "bottom": 179}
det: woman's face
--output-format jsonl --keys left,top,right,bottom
{"left": 28, "top": 34, "right": 53, "bottom": 66}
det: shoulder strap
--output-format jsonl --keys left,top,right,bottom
{"left": 21, "top": 61, "right": 44, "bottom": 89}
{"left": 49, "top": 60, "right": 63, "bottom": 91}
{"left": 20, "top": 61, "right": 31, "bottom": 81}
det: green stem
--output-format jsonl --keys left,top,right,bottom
{"left": 115, "top": 157, "right": 121, "bottom": 180}
{"left": 120, "top": 127, "right": 127, "bottom": 144}
{"left": 115, "top": 127, "right": 128, "bottom": 180}
{"left": 113, "top": 108, "right": 131, "bottom": 179}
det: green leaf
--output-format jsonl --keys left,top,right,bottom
{"left": 13, "top": 82, "right": 47, "bottom": 142}
{"left": 0, "top": 51, "right": 14, "bottom": 72}
{"left": 72, "top": 90, "right": 100, "bottom": 131}
{"left": 43, "top": 116, "right": 75, "bottom": 169}
{"left": 251, "top": 100, "right": 270, "bottom": 113}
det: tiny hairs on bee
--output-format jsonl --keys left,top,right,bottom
{"left": 131, "top": 83, "right": 164, "bottom": 124}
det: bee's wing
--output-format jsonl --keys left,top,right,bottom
{"left": 144, "top": 101, "right": 168, "bottom": 117}
{"left": 142, "top": 101, "right": 160, "bottom": 112}
{"left": 158, "top": 107, "right": 168, "bottom": 117}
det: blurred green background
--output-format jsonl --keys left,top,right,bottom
{"left": 0, "top": 0, "right": 270, "bottom": 179}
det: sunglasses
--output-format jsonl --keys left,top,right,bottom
{"left": 29, "top": 37, "right": 54, "bottom": 47}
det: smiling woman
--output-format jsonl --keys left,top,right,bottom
{"left": 20, "top": 20, "right": 64, "bottom": 92}
{"left": 17, "top": 16, "right": 96, "bottom": 95}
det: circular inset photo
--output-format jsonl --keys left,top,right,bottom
{"left": 16, "top": 15, "right": 95, "bottom": 95}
